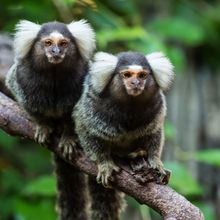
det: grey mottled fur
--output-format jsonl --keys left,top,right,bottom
{"left": 73, "top": 51, "right": 174, "bottom": 220}
{"left": 6, "top": 62, "right": 25, "bottom": 103}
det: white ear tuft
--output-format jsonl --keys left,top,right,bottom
{"left": 67, "top": 20, "right": 96, "bottom": 60}
{"left": 90, "top": 52, "right": 118, "bottom": 93}
{"left": 146, "top": 52, "right": 174, "bottom": 91}
{"left": 14, "top": 20, "right": 41, "bottom": 60}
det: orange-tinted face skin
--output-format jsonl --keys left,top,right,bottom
{"left": 42, "top": 37, "right": 70, "bottom": 47}
{"left": 120, "top": 69, "right": 150, "bottom": 96}
{"left": 41, "top": 33, "right": 70, "bottom": 64}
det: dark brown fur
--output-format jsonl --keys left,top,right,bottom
{"left": 6, "top": 21, "right": 94, "bottom": 220}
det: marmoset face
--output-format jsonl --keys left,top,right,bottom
{"left": 119, "top": 65, "right": 150, "bottom": 96}
{"left": 112, "top": 52, "right": 158, "bottom": 98}
{"left": 41, "top": 31, "right": 70, "bottom": 64}
{"left": 32, "top": 22, "right": 77, "bottom": 65}
{"left": 91, "top": 51, "right": 174, "bottom": 101}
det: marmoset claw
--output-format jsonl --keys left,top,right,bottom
{"left": 129, "top": 157, "right": 146, "bottom": 172}
{"left": 96, "top": 160, "right": 120, "bottom": 188}
{"left": 147, "top": 157, "right": 166, "bottom": 176}
{"left": 34, "top": 125, "right": 52, "bottom": 144}
{"left": 58, "top": 137, "right": 78, "bottom": 160}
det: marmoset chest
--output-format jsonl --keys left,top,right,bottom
{"left": 17, "top": 67, "right": 83, "bottom": 116}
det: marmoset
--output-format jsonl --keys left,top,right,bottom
{"left": 73, "top": 51, "right": 174, "bottom": 220}
{"left": 6, "top": 20, "right": 95, "bottom": 220}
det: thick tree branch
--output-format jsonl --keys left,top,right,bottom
{"left": 0, "top": 92, "right": 204, "bottom": 220}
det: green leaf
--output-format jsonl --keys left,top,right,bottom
{"left": 127, "top": 33, "right": 167, "bottom": 54}
{"left": 0, "top": 195, "right": 18, "bottom": 218}
{"left": 102, "top": 0, "right": 137, "bottom": 15}
{"left": 83, "top": 1, "right": 125, "bottom": 29}
{"left": 0, "top": 169, "right": 24, "bottom": 192}
{"left": 97, "top": 27, "right": 147, "bottom": 49}
{"left": 15, "top": 198, "right": 56, "bottom": 220}
{"left": 0, "top": 130, "right": 18, "bottom": 150}
{"left": 63, "top": 0, "right": 76, "bottom": 6}
{"left": 22, "top": 176, "right": 56, "bottom": 197}
{"left": 193, "top": 149, "right": 220, "bottom": 167}
{"left": 164, "top": 161, "right": 202, "bottom": 196}
{"left": 150, "top": 17, "right": 205, "bottom": 46}
{"left": 167, "top": 47, "right": 186, "bottom": 72}
{"left": 19, "top": 147, "right": 52, "bottom": 173}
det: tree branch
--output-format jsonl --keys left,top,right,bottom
{"left": 0, "top": 91, "right": 204, "bottom": 220}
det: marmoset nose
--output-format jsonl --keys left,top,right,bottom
{"left": 131, "top": 78, "right": 140, "bottom": 86}
{"left": 52, "top": 46, "right": 61, "bottom": 55}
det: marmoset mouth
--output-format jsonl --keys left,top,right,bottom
{"left": 48, "top": 56, "right": 64, "bottom": 64}
{"left": 127, "top": 88, "right": 143, "bottom": 96}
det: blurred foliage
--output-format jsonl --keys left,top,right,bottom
{"left": 1, "top": 0, "right": 220, "bottom": 71}
{"left": 165, "top": 161, "right": 203, "bottom": 196}
{"left": 1, "top": 0, "right": 220, "bottom": 220}
{"left": 193, "top": 149, "right": 220, "bottom": 167}
{"left": 0, "top": 130, "right": 54, "bottom": 220}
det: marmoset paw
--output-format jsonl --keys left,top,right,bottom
{"left": 34, "top": 125, "right": 52, "bottom": 144}
{"left": 96, "top": 161, "right": 120, "bottom": 188}
{"left": 58, "top": 137, "right": 78, "bottom": 160}
{"left": 129, "top": 157, "right": 147, "bottom": 172}
{"left": 147, "top": 157, "right": 166, "bottom": 176}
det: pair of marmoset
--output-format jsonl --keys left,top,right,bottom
{"left": 6, "top": 19, "right": 174, "bottom": 220}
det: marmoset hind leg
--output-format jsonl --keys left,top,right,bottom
{"left": 58, "top": 121, "right": 79, "bottom": 160}
{"left": 54, "top": 155, "right": 89, "bottom": 220}
{"left": 88, "top": 176, "right": 126, "bottom": 220}
{"left": 31, "top": 115, "right": 54, "bottom": 145}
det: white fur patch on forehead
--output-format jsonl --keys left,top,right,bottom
{"left": 49, "top": 31, "right": 65, "bottom": 39}
{"left": 14, "top": 20, "right": 41, "bottom": 60}
{"left": 90, "top": 52, "right": 118, "bottom": 93}
{"left": 146, "top": 52, "right": 174, "bottom": 91}
{"left": 67, "top": 19, "right": 96, "bottom": 60}
{"left": 127, "top": 65, "right": 143, "bottom": 71}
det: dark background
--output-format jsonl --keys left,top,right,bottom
{"left": 0, "top": 0, "right": 220, "bottom": 219}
